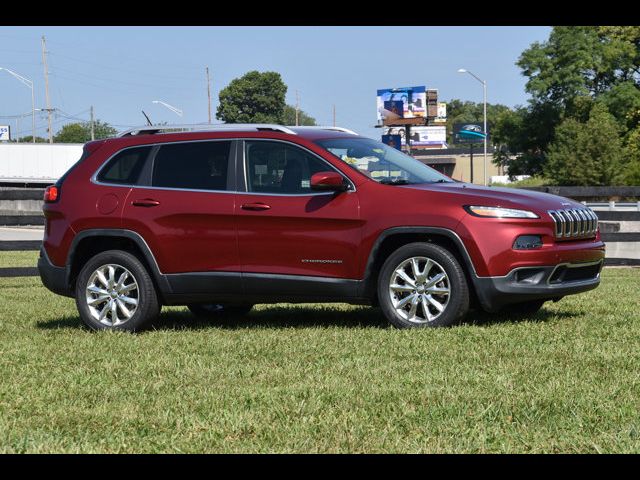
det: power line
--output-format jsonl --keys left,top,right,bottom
{"left": 48, "top": 63, "right": 192, "bottom": 91}
{"left": 49, "top": 52, "right": 202, "bottom": 82}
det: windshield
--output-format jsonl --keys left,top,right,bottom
{"left": 315, "top": 137, "right": 454, "bottom": 185}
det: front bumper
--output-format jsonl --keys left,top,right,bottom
{"left": 473, "top": 259, "right": 603, "bottom": 312}
{"left": 38, "top": 247, "right": 73, "bottom": 297}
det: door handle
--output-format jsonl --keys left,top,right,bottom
{"left": 241, "top": 202, "right": 271, "bottom": 211}
{"left": 132, "top": 199, "right": 160, "bottom": 207}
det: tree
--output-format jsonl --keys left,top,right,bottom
{"left": 518, "top": 27, "right": 639, "bottom": 111}
{"left": 53, "top": 120, "right": 117, "bottom": 143}
{"left": 491, "top": 102, "right": 562, "bottom": 178}
{"left": 624, "top": 108, "right": 640, "bottom": 184}
{"left": 625, "top": 131, "right": 640, "bottom": 184}
{"left": 444, "top": 99, "right": 511, "bottom": 146}
{"left": 282, "top": 105, "right": 317, "bottom": 126}
{"left": 544, "top": 102, "right": 626, "bottom": 186}
{"left": 16, "top": 135, "right": 47, "bottom": 143}
{"left": 216, "top": 71, "right": 287, "bottom": 124}
{"left": 495, "top": 26, "right": 640, "bottom": 180}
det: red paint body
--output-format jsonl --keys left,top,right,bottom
{"left": 42, "top": 130, "right": 605, "bottom": 287}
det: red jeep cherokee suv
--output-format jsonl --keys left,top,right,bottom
{"left": 38, "top": 124, "right": 605, "bottom": 331}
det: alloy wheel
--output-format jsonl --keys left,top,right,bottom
{"left": 85, "top": 263, "right": 139, "bottom": 327}
{"left": 388, "top": 256, "right": 451, "bottom": 323}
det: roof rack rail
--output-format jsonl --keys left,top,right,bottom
{"left": 292, "top": 126, "right": 358, "bottom": 135}
{"left": 117, "top": 123, "right": 298, "bottom": 137}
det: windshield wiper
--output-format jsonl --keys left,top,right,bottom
{"left": 379, "top": 178, "right": 412, "bottom": 185}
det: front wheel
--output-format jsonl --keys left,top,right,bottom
{"left": 377, "top": 243, "right": 469, "bottom": 328}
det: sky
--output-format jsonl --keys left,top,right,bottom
{"left": 0, "top": 26, "right": 552, "bottom": 140}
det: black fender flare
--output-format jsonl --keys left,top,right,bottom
{"left": 360, "top": 226, "right": 481, "bottom": 299}
{"left": 66, "top": 229, "right": 171, "bottom": 295}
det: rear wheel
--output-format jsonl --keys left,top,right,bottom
{"left": 187, "top": 303, "right": 254, "bottom": 319}
{"left": 377, "top": 242, "right": 469, "bottom": 328}
{"left": 75, "top": 250, "right": 160, "bottom": 332}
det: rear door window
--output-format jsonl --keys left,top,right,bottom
{"left": 152, "top": 141, "right": 232, "bottom": 191}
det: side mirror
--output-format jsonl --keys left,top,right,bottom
{"left": 310, "top": 171, "right": 348, "bottom": 192}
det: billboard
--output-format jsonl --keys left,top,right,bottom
{"left": 381, "top": 134, "right": 402, "bottom": 150}
{"left": 383, "top": 100, "right": 404, "bottom": 121}
{"left": 384, "top": 126, "right": 447, "bottom": 147}
{"left": 0, "top": 126, "right": 10, "bottom": 142}
{"left": 435, "top": 102, "right": 447, "bottom": 122}
{"left": 453, "top": 123, "right": 487, "bottom": 144}
{"left": 377, "top": 86, "right": 427, "bottom": 122}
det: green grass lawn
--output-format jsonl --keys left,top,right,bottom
{"left": 0, "top": 250, "right": 38, "bottom": 268}
{"left": 0, "top": 263, "right": 639, "bottom": 453}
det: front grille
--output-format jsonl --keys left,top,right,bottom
{"left": 547, "top": 208, "right": 598, "bottom": 239}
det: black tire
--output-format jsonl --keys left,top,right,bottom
{"left": 75, "top": 250, "right": 160, "bottom": 332}
{"left": 187, "top": 303, "right": 254, "bottom": 319}
{"left": 501, "top": 299, "right": 546, "bottom": 316}
{"left": 377, "top": 242, "right": 469, "bottom": 328}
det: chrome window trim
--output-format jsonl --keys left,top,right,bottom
{"left": 239, "top": 137, "right": 357, "bottom": 196}
{"left": 91, "top": 138, "right": 236, "bottom": 193}
{"left": 92, "top": 137, "right": 356, "bottom": 197}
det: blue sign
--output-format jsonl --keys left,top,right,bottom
{"left": 453, "top": 123, "right": 487, "bottom": 144}
{"left": 382, "top": 134, "right": 402, "bottom": 150}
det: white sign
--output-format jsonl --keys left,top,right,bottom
{"left": 0, "top": 126, "right": 10, "bottom": 141}
{"left": 436, "top": 102, "right": 447, "bottom": 122}
{"left": 384, "top": 126, "right": 447, "bottom": 146}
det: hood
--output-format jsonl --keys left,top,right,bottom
{"left": 402, "top": 182, "right": 583, "bottom": 214}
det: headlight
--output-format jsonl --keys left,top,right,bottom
{"left": 464, "top": 205, "right": 539, "bottom": 219}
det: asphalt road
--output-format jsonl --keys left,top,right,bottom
{"left": 0, "top": 227, "right": 44, "bottom": 241}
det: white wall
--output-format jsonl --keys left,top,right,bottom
{"left": 0, "top": 143, "right": 84, "bottom": 181}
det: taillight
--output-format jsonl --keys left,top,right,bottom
{"left": 44, "top": 185, "right": 59, "bottom": 203}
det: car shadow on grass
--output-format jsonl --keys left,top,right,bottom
{"left": 463, "top": 306, "right": 582, "bottom": 327}
{"left": 151, "top": 305, "right": 391, "bottom": 330}
{"left": 36, "top": 305, "right": 390, "bottom": 331}
{"left": 36, "top": 303, "right": 582, "bottom": 332}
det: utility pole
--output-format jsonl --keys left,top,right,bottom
{"left": 90, "top": 105, "right": 95, "bottom": 141}
{"left": 333, "top": 104, "right": 336, "bottom": 127}
{"left": 206, "top": 66, "right": 212, "bottom": 124}
{"left": 295, "top": 90, "right": 299, "bottom": 126}
{"left": 41, "top": 36, "right": 53, "bottom": 143}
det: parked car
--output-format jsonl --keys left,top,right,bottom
{"left": 38, "top": 124, "right": 605, "bottom": 330}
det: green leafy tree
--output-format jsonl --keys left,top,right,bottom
{"left": 282, "top": 105, "right": 317, "bottom": 126}
{"left": 518, "top": 27, "right": 639, "bottom": 111}
{"left": 491, "top": 103, "right": 562, "bottom": 178}
{"left": 495, "top": 26, "right": 640, "bottom": 179}
{"left": 544, "top": 103, "right": 626, "bottom": 185}
{"left": 625, "top": 136, "right": 640, "bottom": 184}
{"left": 53, "top": 120, "right": 117, "bottom": 143}
{"left": 624, "top": 108, "right": 640, "bottom": 184}
{"left": 444, "top": 99, "right": 511, "bottom": 145}
{"left": 216, "top": 71, "right": 287, "bottom": 124}
{"left": 16, "top": 135, "right": 47, "bottom": 143}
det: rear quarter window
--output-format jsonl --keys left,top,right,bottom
{"left": 97, "top": 146, "right": 152, "bottom": 185}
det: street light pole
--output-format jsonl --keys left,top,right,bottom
{"left": 152, "top": 100, "right": 183, "bottom": 118}
{"left": 0, "top": 67, "right": 36, "bottom": 143}
{"left": 458, "top": 68, "right": 488, "bottom": 185}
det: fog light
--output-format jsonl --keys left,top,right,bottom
{"left": 513, "top": 235, "right": 543, "bottom": 250}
